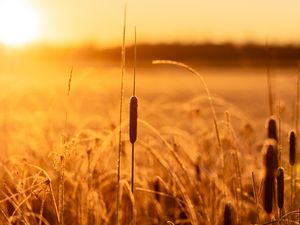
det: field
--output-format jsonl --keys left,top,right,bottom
{"left": 0, "top": 55, "right": 299, "bottom": 224}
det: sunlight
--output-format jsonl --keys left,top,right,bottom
{"left": 0, "top": 0, "right": 39, "bottom": 46}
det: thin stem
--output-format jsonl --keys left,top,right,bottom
{"left": 265, "top": 41, "right": 274, "bottom": 116}
{"left": 117, "top": 5, "right": 126, "bottom": 225}
{"left": 49, "top": 182, "right": 60, "bottom": 224}
{"left": 278, "top": 101, "right": 282, "bottom": 165}
{"left": 296, "top": 61, "right": 300, "bottom": 137}
{"left": 133, "top": 26, "right": 136, "bottom": 97}
{"left": 39, "top": 191, "right": 46, "bottom": 225}
{"left": 131, "top": 144, "right": 135, "bottom": 194}
{"left": 291, "top": 166, "right": 295, "bottom": 212}
{"left": 251, "top": 172, "right": 261, "bottom": 224}
{"left": 59, "top": 155, "right": 65, "bottom": 225}
{"left": 279, "top": 208, "right": 282, "bottom": 225}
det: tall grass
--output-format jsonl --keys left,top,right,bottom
{"left": 116, "top": 5, "right": 126, "bottom": 225}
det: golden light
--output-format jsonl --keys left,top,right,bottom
{"left": 0, "top": 0, "right": 39, "bottom": 46}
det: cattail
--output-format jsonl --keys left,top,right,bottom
{"left": 263, "top": 143, "right": 276, "bottom": 214}
{"left": 267, "top": 117, "right": 278, "bottom": 141}
{"left": 129, "top": 96, "right": 138, "bottom": 144}
{"left": 223, "top": 203, "right": 234, "bottom": 225}
{"left": 277, "top": 167, "right": 284, "bottom": 209}
{"left": 264, "top": 142, "right": 278, "bottom": 175}
{"left": 130, "top": 27, "right": 138, "bottom": 195}
{"left": 289, "top": 130, "right": 296, "bottom": 212}
{"left": 289, "top": 130, "right": 296, "bottom": 166}
{"left": 154, "top": 178, "right": 160, "bottom": 202}
{"left": 264, "top": 174, "right": 274, "bottom": 214}
{"left": 129, "top": 27, "right": 138, "bottom": 145}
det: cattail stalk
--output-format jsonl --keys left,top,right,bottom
{"left": 130, "top": 27, "right": 138, "bottom": 194}
{"left": 277, "top": 102, "right": 282, "bottom": 165}
{"left": 296, "top": 61, "right": 300, "bottom": 221}
{"left": 117, "top": 5, "right": 126, "bottom": 225}
{"left": 265, "top": 41, "right": 274, "bottom": 116}
{"left": 296, "top": 61, "right": 300, "bottom": 152}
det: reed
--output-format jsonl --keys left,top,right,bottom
{"left": 117, "top": 5, "right": 126, "bottom": 225}
{"left": 296, "top": 61, "right": 300, "bottom": 150}
{"left": 129, "top": 27, "right": 138, "bottom": 194}
{"left": 265, "top": 41, "right": 274, "bottom": 116}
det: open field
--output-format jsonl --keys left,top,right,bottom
{"left": 0, "top": 58, "right": 300, "bottom": 224}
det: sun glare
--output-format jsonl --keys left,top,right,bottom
{"left": 0, "top": 0, "right": 39, "bottom": 46}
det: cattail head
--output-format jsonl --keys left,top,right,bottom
{"left": 223, "top": 202, "right": 234, "bottom": 225}
{"left": 267, "top": 117, "right": 278, "bottom": 141}
{"left": 263, "top": 141, "right": 278, "bottom": 175}
{"left": 289, "top": 130, "right": 296, "bottom": 166}
{"left": 154, "top": 178, "right": 160, "bottom": 202}
{"left": 264, "top": 174, "right": 274, "bottom": 214}
{"left": 263, "top": 141, "right": 277, "bottom": 214}
{"left": 129, "top": 96, "right": 138, "bottom": 144}
{"left": 277, "top": 167, "right": 284, "bottom": 209}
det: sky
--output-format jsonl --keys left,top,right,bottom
{"left": 2, "top": 0, "right": 300, "bottom": 47}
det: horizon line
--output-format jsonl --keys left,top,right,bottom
{"left": 2, "top": 40, "right": 300, "bottom": 50}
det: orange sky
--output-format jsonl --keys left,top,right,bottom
{"left": 3, "top": 0, "right": 300, "bottom": 47}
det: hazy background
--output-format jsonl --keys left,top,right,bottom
{"left": 0, "top": 0, "right": 300, "bottom": 47}
{"left": 24, "top": 0, "right": 300, "bottom": 46}
{"left": 0, "top": 0, "right": 299, "bottom": 127}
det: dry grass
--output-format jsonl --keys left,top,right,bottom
{"left": 0, "top": 50, "right": 300, "bottom": 224}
